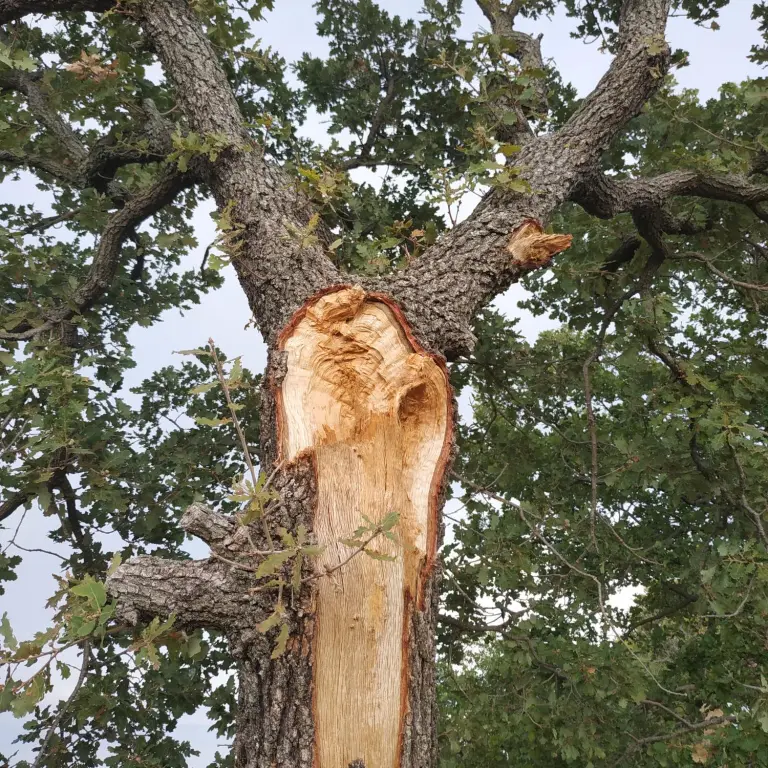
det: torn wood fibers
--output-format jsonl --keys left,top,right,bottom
{"left": 277, "top": 286, "right": 452, "bottom": 768}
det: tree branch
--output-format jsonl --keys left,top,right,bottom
{"left": 0, "top": 67, "right": 87, "bottom": 171}
{"left": 624, "top": 592, "right": 698, "bottom": 637}
{"left": 138, "top": 0, "right": 340, "bottom": 342}
{"left": 474, "top": 0, "right": 547, "bottom": 139}
{"left": 559, "top": 0, "right": 672, "bottom": 153}
{"left": 0, "top": 0, "right": 109, "bottom": 23}
{"left": 0, "top": 167, "right": 194, "bottom": 341}
{"left": 106, "top": 554, "right": 255, "bottom": 631}
{"left": 107, "top": 503, "right": 277, "bottom": 632}
{"left": 1, "top": 62, "right": 173, "bottom": 192}
{"left": 0, "top": 490, "right": 31, "bottom": 523}
{"left": 179, "top": 503, "right": 239, "bottom": 551}
{"left": 438, "top": 612, "right": 521, "bottom": 634}
{"left": 682, "top": 251, "right": 768, "bottom": 293}
{"left": 342, "top": 72, "right": 398, "bottom": 170}
{"left": 582, "top": 239, "right": 666, "bottom": 551}
{"left": 32, "top": 640, "right": 91, "bottom": 768}
{"left": 380, "top": 0, "right": 672, "bottom": 358}
{"left": 573, "top": 168, "right": 768, "bottom": 220}
{"left": 601, "top": 235, "right": 641, "bottom": 273}
{"left": 612, "top": 714, "right": 737, "bottom": 767}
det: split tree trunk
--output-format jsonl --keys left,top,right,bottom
{"left": 275, "top": 286, "right": 452, "bottom": 768}
{"left": 105, "top": 0, "right": 675, "bottom": 765}
{"left": 247, "top": 286, "right": 452, "bottom": 768}
{"left": 110, "top": 285, "right": 455, "bottom": 768}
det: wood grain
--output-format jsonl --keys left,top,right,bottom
{"left": 278, "top": 287, "right": 451, "bottom": 768}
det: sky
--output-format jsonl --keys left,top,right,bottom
{"left": 0, "top": 1, "right": 763, "bottom": 764}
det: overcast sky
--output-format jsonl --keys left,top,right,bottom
{"left": 0, "top": 1, "right": 763, "bottom": 764}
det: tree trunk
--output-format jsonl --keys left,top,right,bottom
{"left": 110, "top": 285, "right": 453, "bottom": 768}
{"left": 104, "top": 1, "right": 676, "bottom": 765}
{"left": 272, "top": 286, "right": 451, "bottom": 768}
{"left": 239, "top": 286, "right": 452, "bottom": 768}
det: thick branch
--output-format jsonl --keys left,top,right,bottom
{"left": 1, "top": 64, "right": 172, "bottom": 192}
{"left": 0, "top": 0, "right": 109, "bottom": 23}
{"left": 574, "top": 169, "right": 768, "bottom": 219}
{"left": 0, "top": 68, "right": 87, "bottom": 170}
{"left": 0, "top": 490, "right": 30, "bottom": 523}
{"left": 106, "top": 554, "right": 255, "bottom": 631}
{"left": 559, "top": 0, "right": 672, "bottom": 153}
{"left": 601, "top": 235, "right": 642, "bottom": 273}
{"left": 382, "top": 0, "right": 672, "bottom": 358}
{"left": 107, "top": 503, "right": 280, "bottom": 634}
{"left": 138, "top": 0, "right": 340, "bottom": 341}
{"left": 1, "top": 167, "right": 193, "bottom": 340}
{"left": 177, "top": 502, "right": 261, "bottom": 556}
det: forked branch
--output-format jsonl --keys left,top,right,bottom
{"left": 1, "top": 168, "right": 195, "bottom": 341}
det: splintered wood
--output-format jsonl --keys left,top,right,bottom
{"left": 507, "top": 219, "right": 573, "bottom": 270}
{"left": 277, "top": 286, "right": 451, "bottom": 768}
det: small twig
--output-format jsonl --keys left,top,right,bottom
{"left": 610, "top": 714, "right": 737, "bottom": 768}
{"left": 302, "top": 526, "right": 388, "bottom": 584}
{"left": 213, "top": 524, "right": 390, "bottom": 586}
{"left": 623, "top": 593, "right": 698, "bottom": 637}
{"left": 32, "top": 640, "right": 91, "bottom": 768}
{"left": 452, "top": 471, "right": 607, "bottom": 613}
{"left": 208, "top": 339, "right": 275, "bottom": 552}
{"left": 727, "top": 443, "right": 768, "bottom": 548}
{"left": 8, "top": 542, "right": 68, "bottom": 562}
{"left": 701, "top": 577, "right": 754, "bottom": 619}
{"left": 438, "top": 612, "right": 522, "bottom": 634}
{"left": 582, "top": 250, "right": 665, "bottom": 553}
{"left": 199, "top": 241, "right": 214, "bottom": 272}
{"left": 454, "top": 469, "right": 687, "bottom": 697}
{"left": 683, "top": 251, "right": 768, "bottom": 293}
{"left": 14, "top": 208, "right": 81, "bottom": 236}
{"left": 1, "top": 505, "right": 28, "bottom": 552}
{"left": 655, "top": 95, "right": 757, "bottom": 154}
{"left": 641, "top": 699, "right": 693, "bottom": 728}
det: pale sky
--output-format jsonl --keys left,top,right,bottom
{"left": 0, "top": 1, "right": 762, "bottom": 764}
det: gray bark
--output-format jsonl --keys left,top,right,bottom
{"left": 104, "top": 2, "right": 679, "bottom": 767}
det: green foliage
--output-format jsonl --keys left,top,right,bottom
{"left": 168, "top": 131, "right": 237, "bottom": 171}
{"left": 1, "top": 0, "right": 768, "bottom": 765}
{"left": 440, "top": 70, "right": 768, "bottom": 760}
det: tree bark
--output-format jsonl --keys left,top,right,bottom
{"left": 103, "top": 1, "right": 681, "bottom": 766}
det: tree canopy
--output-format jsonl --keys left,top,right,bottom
{"left": 1, "top": 0, "right": 768, "bottom": 766}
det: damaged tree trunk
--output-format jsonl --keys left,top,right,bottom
{"left": 107, "top": 244, "right": 562, "bottom": 768}
{"left": 109, "top": 284, "right": 457, "bottom": 768}
{"left": 277, "top": 286, "right": 452, "bottom": 768}
{"left": 105, "top": 0, "right": 674, "bottom": 766}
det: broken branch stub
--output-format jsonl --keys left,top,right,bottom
{"left": 277, "top": 286, "right": 453, "bottom": 768}
{"left": 507, "top": 219, "right": 573, "bottom": 270}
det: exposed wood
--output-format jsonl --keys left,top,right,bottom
{"left": 507, "top": 219, "right": 573, "bottom": 270}
{"left": 277, "top": 286, "right": 452, "bottom": 768}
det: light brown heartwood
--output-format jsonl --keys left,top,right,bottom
{"left": 278, "top": 286, "right": 452, "bottom": 768}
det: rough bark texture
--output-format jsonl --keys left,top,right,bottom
{"left": 97, "top": 1, "right": 741, "bottom": 767}
{"left": 140, "top": 0, "right": 342, "bottom": 344}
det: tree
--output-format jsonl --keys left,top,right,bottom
{"left": 1, "top": 0, "right": 767, "bottom": 766}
